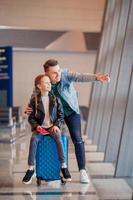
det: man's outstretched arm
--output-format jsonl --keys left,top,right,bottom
{"left": 67, "top": 70, "right": 110, "bottom": 83}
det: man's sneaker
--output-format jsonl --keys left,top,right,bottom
{"left": 80, "top": 169, "right": 90, "bottom": 184}
{"left": 22, "top": 169, "right": 34, "bottom": 184}
{"left": 61, "top": 168, "right": 71, "bottom": 181}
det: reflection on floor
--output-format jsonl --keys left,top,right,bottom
{"left": 0, "top": 127, "right": 98, "bottom": 200}
{"left": 0, "top": 126, "right": 132, "bottom": 200}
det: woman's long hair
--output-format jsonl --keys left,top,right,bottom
{"left": 32, "top": 74, "right": 47, "bottom": 116}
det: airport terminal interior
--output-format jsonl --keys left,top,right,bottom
{"left": 0, "top": 0, "right": 133, "bottom": 199}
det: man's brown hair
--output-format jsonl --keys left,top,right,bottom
{"left": 43, "top": 59, "right": 58, "bottom": 72}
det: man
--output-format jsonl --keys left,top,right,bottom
{"left": 26, "top": 59, "right": 110, "bottom": 183}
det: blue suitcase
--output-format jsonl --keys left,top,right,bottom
{"left": 36, "top": 135, "right": 68, "bottom": 186}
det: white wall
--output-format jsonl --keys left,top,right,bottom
{"left": 13, "top": 49, "right": 96, "bottom": 112}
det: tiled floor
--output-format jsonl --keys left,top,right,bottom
{"left": 0, "top": 128, "right": 98, "bottom": 200}
{"left": 0, "top": 127, "right": 133, "bottom": 200}
{"left": 92, "top": 179, "right": 132, "bottom": 200}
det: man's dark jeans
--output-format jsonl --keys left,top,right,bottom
{"left": 65, "top": 112, "right": 85, "bottom": 171}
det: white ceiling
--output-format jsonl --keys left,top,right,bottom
{"left": 0, "top": 0, "right": 106, "bottom": 32}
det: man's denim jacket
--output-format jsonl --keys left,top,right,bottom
{"left": 56, "top": 69, "right": 97, "bottom": 114}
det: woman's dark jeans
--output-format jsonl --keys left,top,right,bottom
{"left": 65, "top": 112, "right": 85, "bottom": 171}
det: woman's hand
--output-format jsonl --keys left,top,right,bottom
{"left": 51, "top": 125, "right": 61, "bottom": 133}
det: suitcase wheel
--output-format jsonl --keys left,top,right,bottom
{"left": 37, "top": 177, "right": 41, "bottom": 186}
{"left": 61, "top": 176, "right": 66, "bottom": 185}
